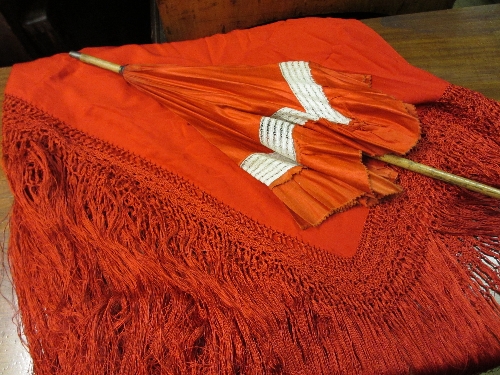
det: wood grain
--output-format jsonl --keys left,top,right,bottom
{"left": 0, "top": 67, "right": 13, "bottom": 231}
{"left": 363, "top": 4, "right": 500, "bottom": 100}
{"left": 155, "top": 0, "right": 455, "bottom": 42}
{"left": 0, "top": 67, "right": 31, "bottom": 375}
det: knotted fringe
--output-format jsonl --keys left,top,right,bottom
{"left": 2, "top": 85, "right": 500, "bottom": 375}
{"left": 418, "top": 86, "right": 500, "bottom": 237}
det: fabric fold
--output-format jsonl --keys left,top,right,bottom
{"left": 123, "top": 60, "right": 421, "bottom": 227}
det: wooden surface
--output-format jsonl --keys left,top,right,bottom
{"left": 0, "top": 66, "right": 31, "bottom": 374}
{"left": 363, "top": 4, "right": 500, "bottom": 101}
{"left": 0, "top": 67, "right": 13, "bottom": 232}
{"left": 0, "top": 4, "right": 499, "bottom": 374}
{"left": 156, "top": 0, "right": 455, "bottom": 42}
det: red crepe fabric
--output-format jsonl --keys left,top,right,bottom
{"left": 5, "top": 18, "right": 447, "bottom": 257}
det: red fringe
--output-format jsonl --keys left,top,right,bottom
{"left": 2, "top": 85, "right": 500, "bottom": 374}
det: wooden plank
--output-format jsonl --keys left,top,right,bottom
{"left": 0, "top": 67, "right": 13, "bottom": 232}
{"left": 0, "top": 66, "right": 31, "bottom": 375}
{"left": 362, "top": 4, "right": 500, "bottom": 101}
{"left": 155, "top": 0, "right": 454, "bottom": 42}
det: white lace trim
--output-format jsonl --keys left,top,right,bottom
{"left": 278, "top": 61, "right": 351, "bottom": 125}
{"left": 240, "top": 152, "right": 299, "bottom": 186}
{"left": 242, "top": 61, "right": 350, "bottom": 186}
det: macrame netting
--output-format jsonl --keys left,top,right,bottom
{"left": 2, "top": 84, "right": 500, "bottom": 374}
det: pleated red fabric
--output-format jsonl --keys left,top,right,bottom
{"left": 122, "top": 61, "right": 420, "bottom": 227}
{"left": 2, "top": 17, "right": 500, "bottom": 375}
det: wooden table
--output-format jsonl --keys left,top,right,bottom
{"left": 363, "top": 4, "right": 500, "bottom": 101}
{"left": 0, "top": 4, "right": 499, "bottom": 374}
{"left": 0, "top": 67, "right": 12, "bottom": 218}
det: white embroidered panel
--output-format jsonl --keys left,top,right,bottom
{"left": 278, "top": 61, "right": 351, "bottom": 125}
{"left": 240, "top": 152, "right": 299, "bottom": 186}
{"left": 259, "top": 116, "right": 297, "bottom": 161}
{"left": 272, "top": 107, "right": 317, "bottom": 125}
{"left": 271, "top": 107, "right": 319, "bottom": 125}
{"left": 258, "top": 108, "right": 318, "bottom": 162}
{"left": 241, "top": 61, "right": 350, "bottom": 187}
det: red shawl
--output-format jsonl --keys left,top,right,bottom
{"left": 3, "top": 17, "right": 500, "bottom": 374}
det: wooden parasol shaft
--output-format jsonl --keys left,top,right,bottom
{"left": 69, "top": 52, "right": 500, "bottom": 200}
{"left": 69, "top": 51, "right": 124, "bottom": 74}
{"left": 375, "top": 154, "right": 500, "bottom": 199}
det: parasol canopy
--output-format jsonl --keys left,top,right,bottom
{"left": 69, "top": 52, "right": 500, "bottom": 228}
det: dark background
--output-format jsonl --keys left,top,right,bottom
{"left": 0, "top": 0, "right": 151, "bottom": 67}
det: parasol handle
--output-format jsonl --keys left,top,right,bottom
{"left": 69, "top": 51, "right": 124, "bottom": 74}
{"left": 67, "top": 51, "right": 500, "bottom": 200}
{"left": 374, "top": 154, "right": 500, "bottom": 199}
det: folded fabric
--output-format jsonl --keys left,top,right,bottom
{"left": 3, "top": 17, "right": 500, "bottom": 375}
{"left": 122, "top": 60, "right": 421, "bottom": 227}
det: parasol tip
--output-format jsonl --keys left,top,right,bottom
{"left": 69, "top": 51, "right": 82, "bottom": 60}
{"left": 69, "top": 51, "right": 124, "bottom": 75}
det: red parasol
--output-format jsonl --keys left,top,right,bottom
{"left": 69, "top": 51, "right": 500, "bottom": 228}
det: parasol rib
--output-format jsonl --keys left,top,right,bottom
{"left": 69, "top": 51, "right": 500, "bottom": 200}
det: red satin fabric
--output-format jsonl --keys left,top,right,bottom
{"left": 122, "top": 61, "right": 421, "bottom": 227}
{"left": 5, "top": 17, "right": 447, "bottom": 256}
